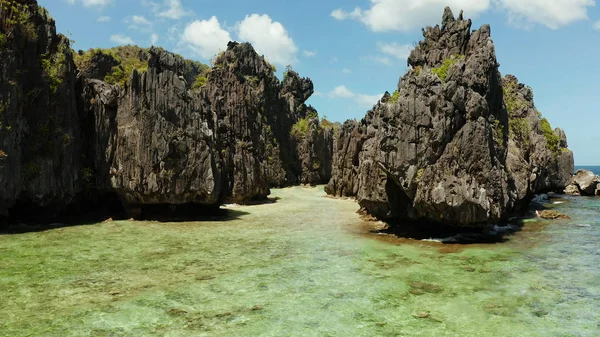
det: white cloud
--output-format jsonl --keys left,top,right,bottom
{"left": 313, "top": 90, "right": 323, "bottom": 96}
{"left": 132, "top": 15, "right": 152, "bottom": 26}
{"left": 342, "top": 68, "right": 351, "bottom": 74}
{"left": 237, "top": 14, "right": 298, "bottom": 66}
{"left": 97, "top": 16, "right": 111, "bottom": 22}
{"left": 594, "top": 20, "right": 600, "bottom": 31}
{"left": 157, "top": 0, "right": 192, "bottom": 20}
{"left": 303, "top": 50, "right": 316, "bottom": 57}
{"left": 68, "top": 0, "right": 112, "bottom": 7}
{"left": 151, "top": 33, "right": 159, "bottom": 45}
{"left": 110, "top": 34, "right": 135, "bottom": 45}
{"left": 181, "top": 16, "right": 232, "bottom": 59}
{"left": 331, "top": 0, "right": 593, "bottom": 31}
{"left": 329, "top": 85, "right": 382, "bottom": 108}
{"left": 378, "top": 41, "right": 412, "bottom": 60}
{"left": 127, "top": 15, "right": 152, "bottom": 31}
{"left": 497, "top": 0, "right": 595, "bottom": 29}
{"left": 331, "top": 0, "right": 491, "bottom": 32}
{"left": 370, "top": 56, "right": 393, "bottom": 65}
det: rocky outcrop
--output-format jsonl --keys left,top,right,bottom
{"left": 503, "top": 74, "right": 574, "bottom": 207}
{"left": 0, "top": 3, "right": 83, "bottom": 219}
{"left": 0, "top": 1, "right": 332, "bottom": 222}
{"left": 564, "top": 169, "right": 600, "bottom": 196}
{"left": 79, "top": 42, "right": 333, "bottom": 213}
{"left": 326, "top": 8, "right": 574, "bottom": 228}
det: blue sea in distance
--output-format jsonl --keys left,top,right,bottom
{"left": 575, "top": 166, "right": 600, "bottom": 175}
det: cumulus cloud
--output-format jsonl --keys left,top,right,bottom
{"left": 151, "top": 33, "right": 159, "bottom": 45}
{"left": 331, "top": 0, "right": 491, "bottom": 32}
{"left": 97, "top": 16, "right": 111, "bottom": 22}
{"left": 342, "top": 68, "right": 351, "bottom": 74}
{"left": 331, "top": 0, "right": 593, "bottom": 31}
{"left": 594, "top": 20, "right": 600, "bottom": 31}
{"left": 303, "top": 50, "right": 316, "bottom": 57}
{"left": 378, "top": 41, "right": 412, "bottom": 60}
{"left": 127, "top": 15, "right": 152, "bottom": 31}
{"left": 181, "top": 16, "right": 232, "bottom": 59}
{"left": 154, "top": 0, "right": 192, "bottom": 20}
{"left": 67, "top": 0, "right": 112, "bottom": 7}
{"left": 110, "top": 34, "right": 135, "bottom": 45}
{"left": 329, "top": 85, "right": 382, "bottom": 108}
{"left": 498, "top": 0, "right": 595, "bottom": 29}
{"left": 237, "top": 14, "right": 298, "bottom": 66}
{"left": 132, "top": 15, "right": 151, "bottom": 26}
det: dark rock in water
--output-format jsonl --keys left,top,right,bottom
{"left": 0, "top": 1, "right": 333, "bottom": 223}
{"left": 537, "top": 210, "right": 570, "bottom": 220}
{"left": 569, "top": 169, "right": 600, "bottom": 196}
{"left": 326, "top": 7, "right": 574, "bottom": 228}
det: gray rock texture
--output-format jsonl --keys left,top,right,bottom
{"left": 0, "top": 4, "right": 83, "bottom": 218}
{"left": 0, "top": 1, "right": 332, "bottom": 222}
{"left": 568, "top": 169, "right": 600, "bottom": 196}
{"left": 326, "top": 8, "right": 574, "bottom": 227}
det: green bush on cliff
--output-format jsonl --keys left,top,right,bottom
{"left": 75, "top": 46, "right": 149, "bottom": 88}
{"left": 509, "top": 117, "right": 531, "bottom": 147}
{"left": 540, "top": 118, "right": 560, "bottom": 156}
{"left": 40, "top": 44, "right": 68, "bottom": 94}
{"left": 291, "top": 118, "right": 310, "bottom": 139}
{"left": 1, "top": 0, "right": 38, "bottom": 41}
{"left": 431, "top": 55, "right": 463, "bottom": 82}
{"left": 388, "top": 90, "right": 401, "bottom": 103}
{"left": 191, "top": 75, "right": 208, "bottom": 89}
{"left": 320, "top": 118, "right": 334, "bottom": 130}
{"left": 502, "top": 80, "right": 527, "bottom": 116}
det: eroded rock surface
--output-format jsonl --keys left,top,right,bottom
{"left": 326, "top": 8, "right": 574, "bottom": 227}
{"left": 565, "top": 169, "right": 600, "bottom": 196}
{"left": 1, "top": 1, "right": 332, "bottom": 222}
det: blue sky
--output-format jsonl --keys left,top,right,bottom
{"left": 40, "top": 0, "right": 600, "bottom": 165}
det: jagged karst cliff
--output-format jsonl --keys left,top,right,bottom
{"left": 326, "top": 8, "right": 574, "bottom": 228}
{"left": 0, "top": 1, "right": 333, "bottom": 222}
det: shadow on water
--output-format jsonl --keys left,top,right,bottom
{"left": 374, "top": 218, "right": 532, "bottom": 244}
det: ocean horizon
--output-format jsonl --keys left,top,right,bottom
{"left": 575, "top": 166, "right": 600, "bottom": 175}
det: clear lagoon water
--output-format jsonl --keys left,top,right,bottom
{"left": 0, "top": 186, "right": 598, "bottom": 336}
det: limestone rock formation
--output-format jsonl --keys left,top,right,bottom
{"left": 0, "top": 3, "right": 83, "bottom": 218}
{"left": 0, "top": 1, "right": 332, "bottom": 222}
{"left": 326, "top": 8, "right": 574, "bottom": 227}
{"left": 565, "top": 169, "right": 600, "bottom": 196}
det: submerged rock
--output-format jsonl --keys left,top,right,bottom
{"left": 536, "top": 210, "right": 570, "bottom": 220}
{"left": 326, "top": 7, "right": 574, "bottom": 228}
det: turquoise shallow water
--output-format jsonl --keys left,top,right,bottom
{"left": 0, "top": 186, "right": 599, "bottom": 336}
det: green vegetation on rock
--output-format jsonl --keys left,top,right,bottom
{"left": 74, "top": 46, "right": 149, "bottom": 88}
{"left": 431, "top": 55, "right": 463, "bottom": 82}
{"left": 291, "top": 118, "right": 310, "bottom": 139}
{"left": 502, "top": 80, "right": 527, "bottom": 116}
{"left": 40, "top": 43, "right": 68, "bottom": 94}
{"left": 388, "top": 90, "right": 401, "bottom": 104}
{"left": 508, "top": 117, "right": 531, "bottom": 147}
{"left": 540, "top": 118, "right": 560, "bottom": 156}
{"left": 0, "top": 0, "right": 38, "bottom": 41}
{"left": 191, "top": 75, "right": 208, "bottom": 89}
{"left": 493, "top": 120, "right": 504, "bottom": 146}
